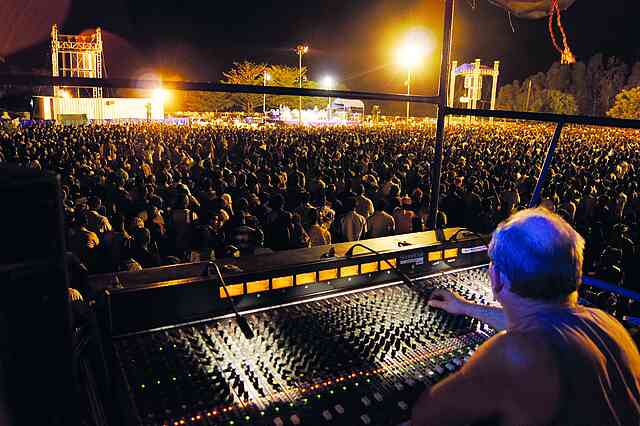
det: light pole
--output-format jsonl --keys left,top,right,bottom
{"left": 263, "top": 69, "right": 271, "bottom": 116}
{"left": 406, "top": 67, "right": 411, "bottom": 122}
{"left": 322, "top": 75, "right": 334, "bottom": 122}
{"left": 396, "top": 29, "right": 431, "bottom": 124}
{"left": 295, "top": 45, "right": 309, "bottom": 125}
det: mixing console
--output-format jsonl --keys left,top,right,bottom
{"left": 115, "top": 266, "right": 495, "bottom": 426}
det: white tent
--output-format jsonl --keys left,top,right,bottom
{"left": 331, "top": 98, "right": 365, "bottom": 110}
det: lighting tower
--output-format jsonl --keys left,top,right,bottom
{"left": 396, "top": 29, "right": 431, "bottom": 123}
{"left": 263, "top": 69, "right": 271, "bottom": 116}
{"left": 322, "top": 76, "right": 334, "bottom": 121}
{"left": 295, "top": 45, "right": 309, "bottom": 125}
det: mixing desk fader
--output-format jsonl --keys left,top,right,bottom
{"left": 114, "top": 266, "right": 496, "bottom": 426}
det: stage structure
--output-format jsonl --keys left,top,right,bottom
{"left": 51, "top": 25, "right": 103, "bottom": 99}
{"left": 448, "top": 59, "right": 500, "bottom": 112}
{"left": 47, "top": 25, "right": 163, "bottom": 122}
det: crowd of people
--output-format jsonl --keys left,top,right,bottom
{"left": 0, "top": 120, "right": 638, "bottom": 291}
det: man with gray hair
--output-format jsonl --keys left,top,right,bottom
{"left": 412, "top": 208, "right": 640, "bottom": 426}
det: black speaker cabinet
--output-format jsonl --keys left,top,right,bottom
{"left": 0, "top": 165, "right": 74, "bottom": 426}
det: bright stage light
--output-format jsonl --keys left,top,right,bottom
{"left": 395, "top": 28, "right": 433, "bottom": 69}
{"left": 59, "top": 89, "right": 71, "bottom": 99}
{"left": 322, "top": 76, "right": 334, "bottom": 90}
{"left": 152, "top": 88, "right": 169, "bottom": 103}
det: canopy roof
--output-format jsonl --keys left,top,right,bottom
{"left": 332, "top": 98, "right": 365, "bottom": 109}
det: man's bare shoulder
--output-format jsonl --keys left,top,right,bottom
{"left": 464, "top": 329, "right": 558, "bottom": 376}
{"left": 461, "top": 329, "right": 562, "bottom": 424}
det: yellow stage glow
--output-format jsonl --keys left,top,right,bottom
{"left": 59, "top": 89, "right": 71, "bottom": 99}
{"left": 152, "top": 88, "right": 169, "bottom": 103}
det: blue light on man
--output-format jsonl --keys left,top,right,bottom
{"left": 412, "top": 208, "right": 640, "bottom": 426}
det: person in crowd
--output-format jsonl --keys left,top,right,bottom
{"left": 394, "top": 195, "right": 416, "bottom": 234}
{"left": 354, "top": 183, "right": 374, "bottom": 219}
{"left": 307, "top": 208, "right": 332, "bottom": 246}
{"left": 413, "top": 208, "right": 640, "bottom": 426}
{"left": 129, "top": 227, "right": 161, "bottom": 268}
{"left": 68, "top": 211, "right": 100, "bottom": 267}
{"left": 264, "top": 194, "right": 293, "bottom": 251}
{"left": 86, "top": 196, "right": 112, "bottom": 235}
{"left": 367, "top": 198, "right": 396, "bottom": 238}
{"left": 340, "top": 197, "right": 367, "bottom": 242}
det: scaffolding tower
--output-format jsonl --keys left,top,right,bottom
{"left": 51, "top": 25, "right": 103, "bottom": 98}
{"left": 448, "top": 59, "right": 499, "bottom": 111}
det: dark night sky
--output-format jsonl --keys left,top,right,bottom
{"left": 3, "top": 0, "right": 639, "bottom": 113}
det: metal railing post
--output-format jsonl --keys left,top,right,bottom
{"left": 529, "top": 121, "right": 565, "bottom": 208}
{"left": 428, "top": 0, "right": 455, "bottom": 230}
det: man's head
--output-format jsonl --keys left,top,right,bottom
{"left": 488, "top": 207, "right": 585, "bottom": 303}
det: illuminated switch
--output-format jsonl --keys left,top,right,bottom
{"left": 373, "top": 392, "right": 383, "bottom": 402}
{"left": 398, "top": 401, "right": 409, "bottom": 411}
{"left": 361, "top": 396, "right": 371, "bottom": 407}
{"left": 360, "top": 414, "right": 372, "bottom": 424}
{"left": 322, "top": 410, "right": 333, "bottom": 421}
{"left": 334, "top": 404, "right": 345, "bottom": 414}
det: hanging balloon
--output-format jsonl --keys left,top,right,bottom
{"left": 488, "top": 0, "right": 576, "bottom": 19}
{"left": 489, "top": 0, "right": 577, "bottom": 64}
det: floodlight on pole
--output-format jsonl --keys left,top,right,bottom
{"left": 396, "top": 29, "right": 432, "bottom": 123}
{"left": 322, "top": 75, "right": 335, "bottom": 121}
{"left": 295, "top": 45, "right": 309, "bottom": 125}
{"left": 263, "top": 70, "right": 271, "bottom": 116}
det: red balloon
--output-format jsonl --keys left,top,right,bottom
{"left": 488, "top": 0, "right": 577, "bottom": 19}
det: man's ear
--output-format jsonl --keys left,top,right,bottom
{"left": 492, "top": 269, "right": 508, "bottom": 295}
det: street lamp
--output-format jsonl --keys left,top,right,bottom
{"left": 396, "top": 29, "right": 431, "bottom": 123}
{"left": 295, "top": 45, "right": 309, "bottom": 125}
{"left": 263, "top": 70, "right": 271, "bottom": 116}
{"left": 322, "top": 75, "right": 334, "bottom": 121}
